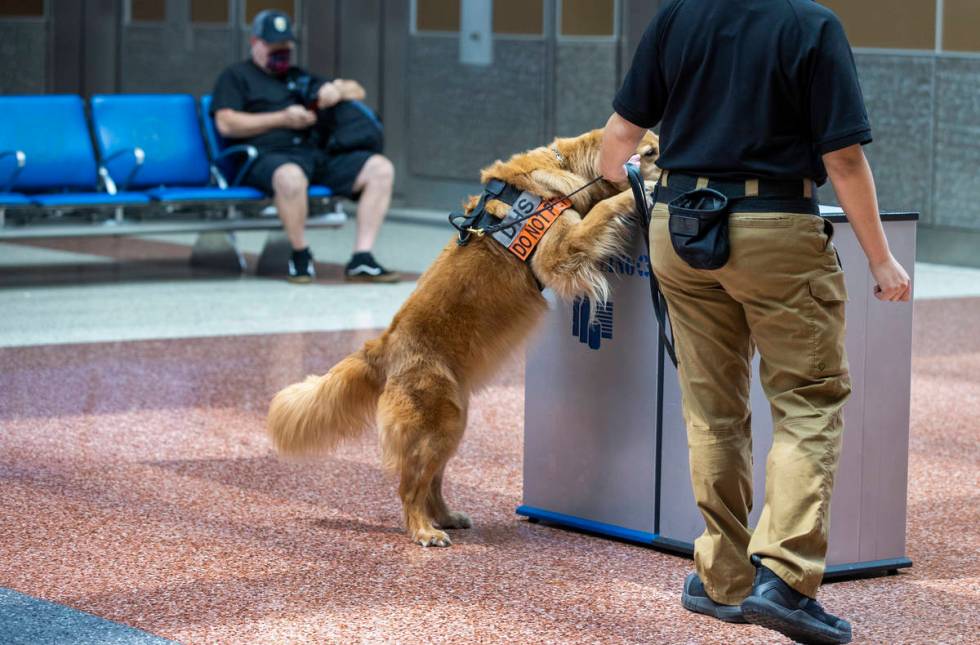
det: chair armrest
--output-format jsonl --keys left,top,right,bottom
{"left": 98, "top": 166, "right": 118, "bottom": 195}
{"left": 0, "top": 150, "right": 27, "bottom": 192}
{"left": 215, "top": 144, "right": 258, "bottom": 187}
{"left": 103, "top": 147, "right": 145, "bottom": 191}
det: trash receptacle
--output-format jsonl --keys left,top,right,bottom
{"left": 517, "top": 209, "right": 916, "bottom": 579}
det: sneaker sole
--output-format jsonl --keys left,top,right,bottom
{"left": 344, "top": 274, "right": 401, "bottom": 284}
{"left": 681, "top": 591, "right": 747, "bottom": 624}
{"left": 287, "top": 275, "right": 313, "bottom": 284}
{"left": 742, "top": 597, "right": 852, "bottom": 644}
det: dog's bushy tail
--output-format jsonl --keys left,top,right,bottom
{"left": 267, "top": 351, "right": 382, "bottom": 456}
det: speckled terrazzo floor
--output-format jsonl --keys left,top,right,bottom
{"left": 0, "top": 295, "right": 978, "bottom": 644}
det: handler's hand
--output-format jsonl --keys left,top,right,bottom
{"left": 869, "top": 254, "right": 911, "bottom": 301}
{"left": 602, "top": 161, "right": 628, "bottom": 185}
{"left": 281, "top": 105, "right": 317, "bottom": 129}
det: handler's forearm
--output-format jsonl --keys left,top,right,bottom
{"left": 824, "top": 145, "right": 891, "bottom": 265}
{"left": 599, "top": 112, "right": 648, "bottom": 183}
{"left": 214, "top": 108, "right": 285, "bottom": 139}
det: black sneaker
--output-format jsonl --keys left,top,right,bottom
{"left": 344, "top": 251, "right": 400, "bottom": 283}
{"left": 741, "top": 557, "right": 852, "bottom": 644}
{"left": 681, "top": 572, "right": 747, "bottom": 624}
{"left": 288, "top": 247, "right": 316, "bottom": 284}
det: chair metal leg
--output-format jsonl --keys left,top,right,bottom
{"left": 190, "top": 231, "right": 245, "bottom": 273}
{"left": 256, "top": 231, "right": 292, "bottom": 277}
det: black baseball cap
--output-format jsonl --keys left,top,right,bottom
{"left": 252, "top": 10, "right": 296, "bottom": 43}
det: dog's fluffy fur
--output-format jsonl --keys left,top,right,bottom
{"left": 268, "top": 129, "right": 660, "bottom": 546}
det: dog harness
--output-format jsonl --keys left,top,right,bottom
{"left": 449, "top": 178, "right": 573, "bottom": 262}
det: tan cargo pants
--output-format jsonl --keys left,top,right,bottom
{"left": 649, "top": 191, "right": 851, "bottom": 604}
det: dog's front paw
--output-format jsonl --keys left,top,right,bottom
{"left": 413, "top": 527, "right": 453, "bottom": 547}
{"left": 437, "top": 511, "right": 473, "bottom": 530}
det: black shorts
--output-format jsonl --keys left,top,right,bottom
{"left": 244, "top": 147, "right": 374, "bottom": 199}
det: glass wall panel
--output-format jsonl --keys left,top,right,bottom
{"left": 416, "top": 0, "right": 460, "bottom": 33}
{"left": 561, "top": 0, "right": 615, "bottom": 37}
{"left": 191, "top": 0, "right": 229, "bottom": 24}
{"left": 130, "top": 0, "right": 166, "bottom": 22}
{"left": 493, "top": 0, "right": 543, "bottom": 35}
{"left": 943, "top": 0, "right": 980, "bottom": 52}
{"left": 0, "top": 0, "right": 44, "bottom": 17}
{"left": 818, "top": 1, "right": 935, "bottom": 50}
{"left": 245, "top": 0, "right": 295, "bottom": 24}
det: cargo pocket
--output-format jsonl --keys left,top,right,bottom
{"left": 808, "top": 271, "right": 849, "bottom": 377}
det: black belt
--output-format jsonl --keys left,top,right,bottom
{"left": 655, "top": 171, "right": 819, "bottom": 215}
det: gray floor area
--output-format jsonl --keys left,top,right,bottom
{"left": 0, "top": 218, "right": 451, "bottom": 348}
{"left": 0, "top": 243, "right": 113, "bottom": 267}
{"left": 144, "top": 209, "right": 451, "bottom": 274}
{"left": 911, "top": 262, "right": 980, "bottom": 300}
{"left": 0, "top": 589, "right": 176, "bottom": 645}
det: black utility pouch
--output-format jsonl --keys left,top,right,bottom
{"left": 667, "top": 187, "right": 732, "bottom": 270}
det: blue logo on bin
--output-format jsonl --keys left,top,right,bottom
{"left": 572, "top": 297, "right": 613, "bottom": 350}
{"left": 601, "top": 253, "right": 651, "bottom": 278}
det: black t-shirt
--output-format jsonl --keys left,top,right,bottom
{"left": 210, "top": 59, "right": 327, "bottom": 152}
{"left": 614, "top": 0, "right": 871, "bottom": 185}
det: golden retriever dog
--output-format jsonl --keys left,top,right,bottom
{"left": 268, "top": 129, "right": 660, "bottom": 546}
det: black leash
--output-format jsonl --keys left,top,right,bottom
{"left": 627, "top": 164, "right": 678, "bottom": 367}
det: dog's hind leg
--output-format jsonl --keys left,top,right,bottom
{"left": 427, "top": 406, "right": 472, "bottom": 530}
{"left": 378, "top": 375, "right": 466, "bottom": 547}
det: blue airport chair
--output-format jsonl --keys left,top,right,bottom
{"left": 90, "top": 94, "right": 265, "bottom": 204}
{"left": 0, "top": 95, "right": 151, "bottom": 210}
{"left": 200, "top": 94, "right": 333, "bottom": 199}
{"left": 198, "top": 94, "right": 258, "bottom": 189}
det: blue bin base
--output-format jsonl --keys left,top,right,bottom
{"left": 515, "top": 505, "right": 912, "bottom": 582}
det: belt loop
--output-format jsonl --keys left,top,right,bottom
{"left": 661, "top": 169, "right": 669, "bottom": 187}
{"left": 696, "top": 177, "right": 709, "bottom": 189}
{"left": 745, "top": 178, "right": 759, "bottom": 197}
{"left": 803, "top": 179, "right": 813, "bottom": 199}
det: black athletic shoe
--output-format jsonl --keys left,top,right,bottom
{"left": 681, "top": 572, "right": 748, "bottom": 624}
{"left": 741, "top": 557, "right": 852, "bottom": 644}
{"left": 344, "top": 251, "right": 400, "bottom": 283}
{"left": 288, "top": 247, "right": 316, "bottom": 284}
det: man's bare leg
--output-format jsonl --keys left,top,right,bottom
{"left": 350, "top": 154, "right": 394, "bottom": 253}
{"left": 271, "top": 163, "right": 310, "bottom": 250}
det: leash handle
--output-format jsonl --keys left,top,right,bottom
{"left": 627, "top": 165, "right": 678, "bottom": 367}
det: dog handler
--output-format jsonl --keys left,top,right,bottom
{"left": 599, "top": 1, "right": 910, "bottom": 643}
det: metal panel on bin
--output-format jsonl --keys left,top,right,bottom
{"left": 522, "top": 233, "right": 661, "bottom": 540}
{"left": 519, "top": 212, "right": 915, "bottom": 579}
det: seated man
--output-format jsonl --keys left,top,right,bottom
{"left": 211, "top": 10, "right": 399, "bottom": 284}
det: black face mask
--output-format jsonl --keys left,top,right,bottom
{"left": 266, "top": 49, "right": 291, "bottom": 76}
